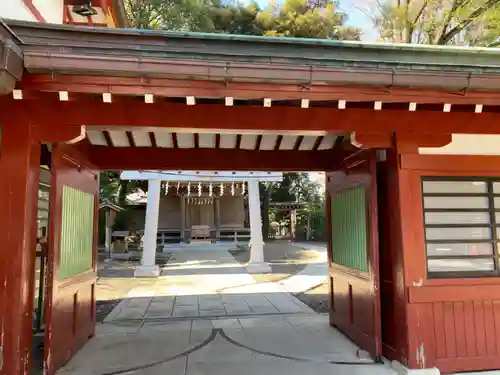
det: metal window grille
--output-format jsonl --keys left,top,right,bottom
{"left": 421, "top": 177, "right": 500, "bottom": 278}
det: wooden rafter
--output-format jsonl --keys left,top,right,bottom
{"left": 172, "top": 133, "right": 179, "bottom": 148}
{"left": 313, "top": 136, "right": 324, "bottom": 151}
{"left": 255, "top": 135, "right": 263, "bottom": 151}
{"left": 148, "top": 132, "right": 157, "bottom": 148}
{"left": 125, "top": 131, "right": 135, "bottom": 148}
{"left": 102, "top": 131, "right": 113, "bottom": 147}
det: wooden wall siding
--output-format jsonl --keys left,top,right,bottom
{"left": 396, "top": 150, "right": 500, "bottom": 373}
{"left": 158, "top": 196, "right": 181, "bottom": 229}
{"left": 124, "top": 195, "right": 246, "bottom": 232}
{"left": 187, "top": 201, "right": 215, "bottom": 227}
{"left": 219, "top": 196, "right": 245, "bottom": 226}
{"left": 59, "top": 186, "right": 94, "bottom": 279}
{"left": 414, "top": 299, "right": 500, "bottom": 373}
{"left": 331, "top": 186, "right": 368, "bottom": 272}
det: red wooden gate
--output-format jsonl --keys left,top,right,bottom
{"left": 326, "top": 149, "right": 382, "bottom": 358}
{"left": 44, "top": 145, "right": 99, "bottom": 375}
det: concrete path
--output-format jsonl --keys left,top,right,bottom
{"left": 275, "top": 242, "right": 328, "bottom": 293}
{"left": 58, "top": 246, "right": 396, "bottom": 375}
{"left": 59, "top": 314, "right": 396, "bottom": 375}
{"left": 105, "top": 249, "right": 314, "bottom": 321}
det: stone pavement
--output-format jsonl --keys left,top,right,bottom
{"left": 57, "top": 246, "right": 397, "bottom": 375}
{"left": 104, "top": 249, "right": 314, "bottom": 321}
{"left": 59, "top": 314, "right": 397, "bottom": 375}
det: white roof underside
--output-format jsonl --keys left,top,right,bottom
{"left": 87, "top": 128, "right": 338, "bottom": 151}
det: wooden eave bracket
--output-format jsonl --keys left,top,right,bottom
{"left": 34, "top": 124, "right": 86, "bottom": 143}
{"left": 0, "top": 22, "right": 24, "bottom": 95}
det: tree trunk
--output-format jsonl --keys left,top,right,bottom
{"left": 261, "top": 182, "right": 274, "bottom": 240}
{"left": 118, "top": 180, "right": 129, "bottom": 205}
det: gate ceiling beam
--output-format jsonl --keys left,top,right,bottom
{"left": 0, "top": 97, "right": 499, "bottom": 134}
{"left": 79, "top": 146, "right": 341, "bottom": 171}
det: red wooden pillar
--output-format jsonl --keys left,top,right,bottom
{"left": 0, "top": 122, "right": 40, "bottom": 375}
{"left": 389, "top": 132, "right": 452, "bottom": 371}
{"left": 325, "top": 185, "right": 334, "bottom": 326}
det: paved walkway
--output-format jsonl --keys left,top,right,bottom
{"left": 58, "top": 247, "right": 396, "bottom": 375}
{"left": 105, "top": 249, "right": 313, "bottom": 321}
{"left": 275, "top": 242, "right": 328, "bottom": 293}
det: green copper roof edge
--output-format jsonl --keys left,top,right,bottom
{"left": 7, "top": 19, "right": 500, "bottom": 74}
{"left": 5, "top": 19, "right": 500, "bottom": 57}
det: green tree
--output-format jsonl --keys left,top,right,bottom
{"left": 99, "top": 171, "right": 146, "bottom": 205}
{"left": 257, "top": 0, "right": 360, "bottom": 39}
{"left": 261, "top": 173, "right": 323, "bottom": 240}
{"left": 211, "top": 1, "right": 263, "bottom": 35}
{"left": 124, "top": 0, "right": 263, "bottom": 33}
{"left": 371, "top": 0, "right": 500, "bottom": 46}
{"left": 253, "top": 0, "right": 359, "bottom": 239}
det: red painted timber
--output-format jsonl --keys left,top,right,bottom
{"left": 0, "top": 123, "right": 40, "bottom": 375}
{"left": 82, "top": 147, "right": 339, "bottom": 171}
{"left": 0, "top": 97, "right": 499, "bottom": 134}
{"left": 23, "top": 0, "right": 46, "bottom": 22}
{"left": 44, "top": 144, "right": 98, "bottom": 375}
{"left": 19, "top": 74, "right": 500, "bottom": 105}
{"left": 397, "top": 150, "right": 500, "bottom": 373}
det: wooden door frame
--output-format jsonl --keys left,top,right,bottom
{"left": 44, "top": 144, "right": 99, "bottom": 375}
{"left": 326, "top": 149, "right": 382, "bottom": 358}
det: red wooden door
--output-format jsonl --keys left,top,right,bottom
{"left": 326, "top": 149, "right": 382, "bottom": 359}
{"left": 44, "top": 145, "right": 99, "bottom": 375}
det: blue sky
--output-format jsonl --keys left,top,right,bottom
{"left": 246, "top": 0, "right": 378, "bottom": 41}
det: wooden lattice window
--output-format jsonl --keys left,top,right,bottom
{"left": 59, "top": 186, "right": 94, "bottom": 279}
{"left": 331, "top": 186, "right": 368, "bottom": 272}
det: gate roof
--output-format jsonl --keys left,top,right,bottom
{"left": 2, "top": 20, "right": 500, "bottom": 171}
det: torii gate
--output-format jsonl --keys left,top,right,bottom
{"left": 120, "top": 170, "right": 283, "bottom": 276}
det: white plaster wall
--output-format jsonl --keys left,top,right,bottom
{"left": 419, "top": 134, "right": 500, "bottom": 155}
{"left": 0, "top": 0, "right": 63, "bottom": 24}
{"left": 34, "top": 0, "right": 64, "bottom": 24}
{"left": 0, "top": 0, "right": 37, "bottom": 22}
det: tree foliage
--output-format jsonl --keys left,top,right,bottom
{"left": 123, "top": 0, "right": 260, "bottom": 32}
{"left": 371, "top": 0, "right": 500, "bottom": 46}
{"left": 257, "top": 0, "right": 360, "bottom": 39}
{"left": 124, "top": 0, "right": 360, "bottom": 39}
{"left": 123, "top": 0, "right": 216, "bottom": 30}
{"left": 261, "top": 173, "right": 324, "bottom": 240}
